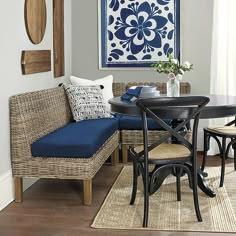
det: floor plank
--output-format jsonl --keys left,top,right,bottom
{"left": 0, "top": 154, "right": 235, "bottom": 236}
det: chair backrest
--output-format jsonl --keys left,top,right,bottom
{"left": 135, "top": 96, "right": 210, "bottom": 157}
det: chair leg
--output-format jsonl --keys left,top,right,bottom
{"left": 201, "top": 131, "right": 210, "bottom": 171}
{"left": 130, "top": 159, "right": 138, "bottom": 205}
{"left": 14, "top": 177, "right": 23, "bottom": 203}
{"left": 143, "top": 166, "right": 149, "bottom": 227}
{"left": 176, "top": 168, "right": 182, "bottom": 201}
{"left": 83, "top": 179, "right": 92, "bottom": 206}
{"left": 220, "top": 138, "right": 226, "bottom": 187}
{"left": 192, "top": 169, "right": 202, "bottom": 222}
{"left": 111, "top": 146, "right": 119, "bottom": 165}
{"left": 233, "top": 141, "right": 236, "bottom": 171}
{"left": 122, "top": 144, "right": 128, "bottom": 163}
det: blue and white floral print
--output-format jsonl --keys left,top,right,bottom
{"left": 114, "top": 2, "right": 168, "bottom": 54}
{"left": 100, "top": 0, "right": 180, "bottom": 68}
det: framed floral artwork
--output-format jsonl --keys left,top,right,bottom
{"left": 98, "top": 0, "right": 180, "bottom": 69}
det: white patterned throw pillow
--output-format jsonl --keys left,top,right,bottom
{"left": 70, "top": 75, "right": 114, "bottom": 110}
{"left": 63, "top": 84, "right": 112, "bottom": 121}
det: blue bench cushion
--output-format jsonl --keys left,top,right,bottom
{"left": 32, "top": 118, "right": 119, "bottom": 158}
{"left": 118, "top": 115, "right": 172, "bottom": 130}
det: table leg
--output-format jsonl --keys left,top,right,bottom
{"left": 197, "top": 170, "right": 216, "bottom": 197}
{"left": 149, "top": 166, "right": 172, "bottom": 195}
{"left": 186, "top": 163, "right": 216, "bottom": 198}
{"left": 149, "top": 164, "right": 216, "bottom": 198}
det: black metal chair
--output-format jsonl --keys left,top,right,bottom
{"left": 129, "top": 96, "right": 210, "bottom": 227}
{"left": 201, "top": 118, "right": 236, "bottom": 187}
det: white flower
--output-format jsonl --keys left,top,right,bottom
{"left": 153, "top": 54, "right": 193, "bottom": 78}
{"left": 183, "top": 61, "right": 191, "bottom": 69}
{"left": 176, "top": 74, "right": 183, "bottom": 80}
{"left": 171, "top": 59, "right": 178, "bottom": 64}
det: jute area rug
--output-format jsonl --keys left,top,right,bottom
{"left": 91, "top": 166, "right": 236, "bottom": 232}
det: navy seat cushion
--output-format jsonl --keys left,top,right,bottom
{"left": 32, "top": 118, "right": 119, "bottom": 158}
{"left": 118, "top": 115, "right": 172, "bottom": 130}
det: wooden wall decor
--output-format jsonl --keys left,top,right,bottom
{"left": 53, "top": 0, "right": 65, "bottom": 78}
{"left": 25, "top": 0, "right": 47, "bottom": 44}
{"left": 21, "top": 50, "right": 51, "bottom": 75}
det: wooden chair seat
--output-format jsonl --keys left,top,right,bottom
{"left": 207, "top": 126, "right": 236, "bottom": 135}
{"left": 133, "top": 143, "right": 191, "bottom": 160}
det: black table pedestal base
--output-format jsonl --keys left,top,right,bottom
{"left": 148, "top": 164, "right": 216, "bottom": 198}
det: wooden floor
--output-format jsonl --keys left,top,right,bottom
{"left": 0, "top": 153, "right": 235, "bottom": 236}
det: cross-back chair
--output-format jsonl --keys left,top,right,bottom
{"left": 128, "top": 96, "right": 210, "bottom": 227}
{"left": 201, "top": 117, "right": 236, "bottom": 187}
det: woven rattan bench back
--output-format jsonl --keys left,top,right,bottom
{"left": 113, "top": 83, "right": 126, "bottom": 97}
{"left": 112, "top": 82, "right": 191, "bottom": 97}
{"left": 10, "top": 87, "right": 72, "bottom": 162}
{"left": 126, "top": 82, "right": 191, "bottom": 95}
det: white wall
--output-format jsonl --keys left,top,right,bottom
{"left": 72, "top": 0, "right": 213, "bottom": 95}
{"left": 181, "top": 0, "right": 213, "bottom": 95}
{"left": 0, "top": 0, "right": 71, "bottom": 209}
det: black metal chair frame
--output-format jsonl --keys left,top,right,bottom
{"left": 201, "top": 117, "right": 236, "bottom": 187}
{"left": 129, "top": 96, "right": 210, "bottom": 227}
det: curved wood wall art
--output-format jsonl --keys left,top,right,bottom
{"left": 25, "top": 0, "right": 47, "bottom": 44}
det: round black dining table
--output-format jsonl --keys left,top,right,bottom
{"left": 109, "top": 94, "right": 236, "bottom": 119}
{"left": 109, "top": 94, "right": 236, "bottom": 198}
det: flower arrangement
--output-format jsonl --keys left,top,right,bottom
{"left": 152, "top": 54, "right": 193, "bottom": 80}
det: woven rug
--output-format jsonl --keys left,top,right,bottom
{"left": 91, "top": 166, "right": 236, "bottom": 232}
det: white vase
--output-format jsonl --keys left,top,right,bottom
{"left": 166, "top": 78, "right": 180, "bottom": 97}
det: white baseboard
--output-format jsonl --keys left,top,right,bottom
{"left": 0, "top": 170, "right": 38, "bottom": 211}
{"left": 0, "top": 170, "right": 14, "bottom": 211}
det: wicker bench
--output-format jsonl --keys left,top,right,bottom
{"left": 10, "top": 87, "right": 119, "bottom": 206}
{"left": 10, "top": 82, "right": 190, "bottom": 205}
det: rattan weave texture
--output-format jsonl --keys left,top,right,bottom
{"left": 10, "top": 82, "right": 190, "bottom": 187}
{"left": 126, "top": 82, "right": 191, "bottom": 94}
{"left": 10, "top": 87, "right": 119, "bottom": 180}
{"left": 112, "top": 82, "right": 126, "bottom": 97}
{"left": 92, "top": 166, "right": 236, "bottom": 231}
